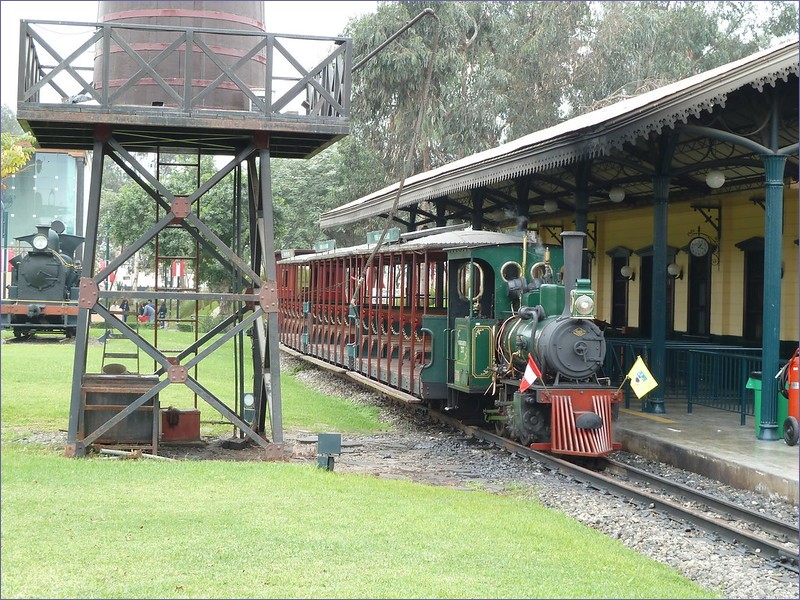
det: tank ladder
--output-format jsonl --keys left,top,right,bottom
{"left": 100, "top": 318, "right": 141, "bottom": 374}
{"left": 153, "top": 147, "right": 202, "bottom": 403}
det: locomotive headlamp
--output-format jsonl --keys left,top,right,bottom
{"left": 570, "top": 279, "right": 596, "bottom": 318}
{"left": 32, "top": 234, "right": 48, "bottom": 251}
{"left": 572, "top": 294, "right": 595, "bottom": 317}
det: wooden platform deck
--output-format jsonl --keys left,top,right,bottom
{"left": 17, "top": 19, "right": 352, "bottom": 157}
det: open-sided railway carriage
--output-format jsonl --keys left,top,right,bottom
{"left": 278, "top": 226, "right": 623, "bottom": 457}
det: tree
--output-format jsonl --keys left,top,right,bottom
{"left": 272, "top": 138, "right": 386, "bottom": 249}
{"left": 1, "top": 131, "right": 35, "bottom": 189}
{"left": 2, "top": 104, "right": 24, "bottom": 135}
{"left": 567, "top": 1, "right": 799, "bottom": 115}
{"left": 345, "top": 2, "right": 519, "bottom": 178}
{"left": 307, "top": 0, "right": 798, "bottom": 245}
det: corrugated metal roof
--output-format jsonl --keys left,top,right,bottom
{"left": 321, "top": 40, "right": 799, "bottom": 229}
{"left": 278, "top": 227, "right": 527, "bottom": 263}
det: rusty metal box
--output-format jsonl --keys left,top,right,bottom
{"left": 81, "top": 374, "right": 159, "bottom": 444}
{"left": 161, "top": 408, "right": 201, "bottom": 442}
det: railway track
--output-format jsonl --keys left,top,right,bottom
{"left": 429, "top": 409, "right": 799, "bottom": 572}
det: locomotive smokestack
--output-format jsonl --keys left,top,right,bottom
{"left": 560, "top": 231, "right": 586, "bottom": 317}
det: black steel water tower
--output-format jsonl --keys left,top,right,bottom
{"left": 15, "top": 2, "right": 353, "bottom": 456}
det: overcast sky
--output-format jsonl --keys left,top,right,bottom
{"left": 0, "top": 0, "right": 378, "bottom": 109}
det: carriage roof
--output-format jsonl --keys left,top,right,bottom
{"left": 277, "top": 227, "right": 529, "bottom": 264}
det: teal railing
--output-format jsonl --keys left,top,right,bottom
{"left": 604, "top": 339, "right": 770, "bottom": 424}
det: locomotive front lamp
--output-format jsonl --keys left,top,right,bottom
{"left": 608, "top": 186, "right": 625, "bottom": 203}
{"left": 705, "top": 169, "right": 725, "bottom": 189}
{"left": 32, "top": 234, "right": 48, "bottom": 251}
{"left": 570, "top": 279, "right": 596, "bottom": 318}
{"left": 571, "top": 293, "right": 595, "bottom": 317}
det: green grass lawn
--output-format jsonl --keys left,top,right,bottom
{"left": 0, "top": 330, "right": 717, "bottom": 598}
{"left": 1, "top": 328, "right": 385, "bottom": 437}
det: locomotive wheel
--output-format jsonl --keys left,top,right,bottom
{"left": 512, "top": 401, "right": 550, "bottom": 446}
{"left": 13, "top": 327, "right": 34, "bottom": 341}
{"left": 784, "top": 417, "right": 799, "bottom": 446}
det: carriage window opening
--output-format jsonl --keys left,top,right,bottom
{"left": 298, "top": 266, "right": 310, "bottom": 294}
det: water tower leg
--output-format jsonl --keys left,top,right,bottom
{"left": 66, "top": 137, "right": 106, "bottom": 457}
{"left": 250, "top": 144, "right": 283, "bottom": 444}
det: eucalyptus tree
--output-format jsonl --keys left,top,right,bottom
{"left": 567, "top": 1, "right": 799, "bottom": 115}
{"left": 343, "top": 0, "right": 797, "bottom": 171}
{"left": 346, "top": 1, "right": 519, "bottom": 177}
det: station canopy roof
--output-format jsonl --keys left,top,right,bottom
{"left": 320, "top": 39, "right": 799, "bottom": 231}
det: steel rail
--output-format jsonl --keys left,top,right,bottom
{"left": 603, "top": 458, "right": 799, "bottom": 543}
{"left": 426, "top": 409, "right": 799, "bottom": 571}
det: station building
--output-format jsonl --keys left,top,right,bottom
{"left": 321, "top": 40, "right": 799, "bottom": 441}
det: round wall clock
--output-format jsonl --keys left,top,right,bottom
{"left": 689, "top": 236, "right": 710, "bottom": 257}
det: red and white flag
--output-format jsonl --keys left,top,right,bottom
{"left": 172, "top": 259, "right": 185, "bottom": 278}
{"left": 519, "top": 353, "right": 543, "bottom": 392}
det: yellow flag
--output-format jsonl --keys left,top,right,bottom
{"left": 627, "top": 355, "right": 658, "bottom": 399}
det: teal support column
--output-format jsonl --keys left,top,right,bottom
{"left": 572, "top": 162, "right": 591, "bottom": 278}
{"left": 471, "top": 190, "right": 484, "bottom": 230}
{"left": 436, "top": 202, "right": 447, "bottom": 228}
{"left": 648, "top": 175, "right": 670, "bottom": 414}
{"left": 574, "top": 172, "right": 590, "bottom": 278}
{"left": 515, "top": 177, "right": 531, "bottom": 230}
{"left": 757, "top": 154, "right": 787, "bottom": 440}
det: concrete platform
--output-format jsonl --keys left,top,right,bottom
{"left": 614, "top": 401, "right": 799, "bottom": 503}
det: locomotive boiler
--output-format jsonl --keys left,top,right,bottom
{"left": 2, "top": 220, "right": 84, "bottom": 339}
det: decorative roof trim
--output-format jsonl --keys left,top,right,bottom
{"left": 321, "top": 40, "right": 798, "bottom": 229}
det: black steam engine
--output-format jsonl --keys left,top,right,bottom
{"left": 492, "top": 231, "right": 619, "bottom": 454}
{"left": 2, "top": 220, "right": 84, "bottom": 339}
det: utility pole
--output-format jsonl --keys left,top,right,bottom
{"left": 105, "top": 222, "right": 110, "bottom": 291}
{"left": 1, "top": 191, "right": 13, "bottom": 301}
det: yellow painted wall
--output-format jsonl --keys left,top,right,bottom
{"left": 589, "top": 184, "right": 798, "bottom": 341}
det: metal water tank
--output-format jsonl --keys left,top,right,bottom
{"left": 93, "top": 1, "right": 266, "bottom": 110}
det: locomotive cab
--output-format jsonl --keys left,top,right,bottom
{"left": 443, "top": 235, "right": 561, "bottom": 416}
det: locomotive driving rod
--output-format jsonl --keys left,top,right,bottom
{"left": 352, "top": 8, "right": 437, "bottom": 73}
